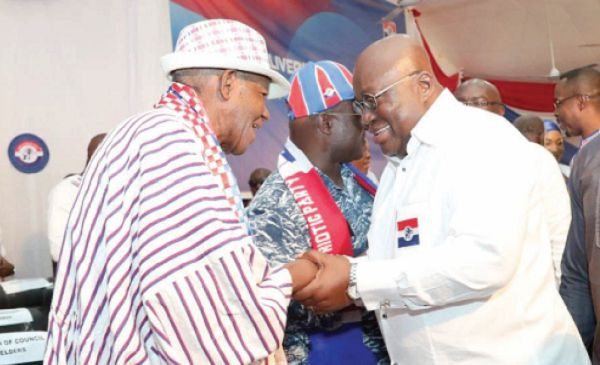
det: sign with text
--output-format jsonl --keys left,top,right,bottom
{"left": 0, "top": 331, "right": 46, "bottom": 364}
{"left": 0, "top": 309, "right": 32, "bottom": 327}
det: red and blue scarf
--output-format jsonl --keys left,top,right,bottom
{"left": 278, "top": 139, "right": 376, "bottom": 255}
{"left": 155, "top": 82, "right": 247, "bottom": 229}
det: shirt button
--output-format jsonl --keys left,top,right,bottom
{"left": 402, "top": 167, "right": 406, "bottom": 172}
{"left": 382, "top": 313, "right": 388, "bottom": 319}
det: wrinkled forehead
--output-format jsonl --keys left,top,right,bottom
{"left": 354, "top": 47, "right": 412, "bottom": 91}
{"left": 354, "top": 63, "right": 406, "bottom": 96}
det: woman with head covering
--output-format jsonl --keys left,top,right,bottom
{"left": 544, "top": 120, "right": 571, "bottom": 178}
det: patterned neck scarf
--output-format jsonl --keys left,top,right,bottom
{"left": 155, "top": 82, "right": 248, "bottom": 229}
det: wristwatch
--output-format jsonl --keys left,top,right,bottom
{"left": 347, "top": 263, "right": 360, "bottom": 300}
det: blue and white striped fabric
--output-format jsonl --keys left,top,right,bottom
{"left": 45, "top": 107, "right": 292, "bottom": 364}
{"left": 286, "top": 60, "right": 354, "bottom": 120}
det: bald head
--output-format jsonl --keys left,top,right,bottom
{"left": 355, "top": 35, "right": 434, "bottom": 91}
{"left": 454, "top": 78, "right": 505, "bottom": 116}
{"left": 456, "top": 78, "right": 500, "bottom": 96}
{"left": 353, "top": 35, "right": 442, "bottom": 157}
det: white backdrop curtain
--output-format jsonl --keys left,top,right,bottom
{"left": 0, "top": 0, "right": 171, "bottom": 278}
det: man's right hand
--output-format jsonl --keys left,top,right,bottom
{"left": 293, "top": 250, "right": 353, "bottom": 313}
{"left": 285, "top": 258, "right": 318, "bottom": 293}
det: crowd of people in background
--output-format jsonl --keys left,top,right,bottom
{"left": 0, "top": 15, "right": 593, "bottom": 365}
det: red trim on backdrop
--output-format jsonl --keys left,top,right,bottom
{"left": 411, "top": 10, "right": 460, "bottom": 92}
{"left": 411, "top": 9, "right": 555, "bottom": 113}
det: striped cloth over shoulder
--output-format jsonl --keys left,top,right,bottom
{"left": 45, "top": 108, "right": 292, "bottom": 365}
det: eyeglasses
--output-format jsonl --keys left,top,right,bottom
{"left": 460, "top": 100, "right": 504, "bottom": 108}
{"left": 553, "top": 91, "right": 600, "bottom": 109}
{"left": 353, "top": 70, "right": 422, "bottom": 114}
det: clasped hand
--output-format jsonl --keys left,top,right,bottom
{"left": 292, "top": 250, "right": 353, "bottom": 313}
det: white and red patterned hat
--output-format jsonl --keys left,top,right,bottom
{"left": 161, "top": 19, "right": 290, "bottom": 99}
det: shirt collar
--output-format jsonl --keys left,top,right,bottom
{"left": 581, "top": 129, "right": 600, "bottom": 148}
{"left": 315, "top": 164, "right": 352, "bottom": 190}
{"left": 408, "top": 88, "right": 459, "bottom": 152}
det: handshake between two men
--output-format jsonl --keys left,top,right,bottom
{"left": 285, "top": 250, "right": 354, "bottom": 313}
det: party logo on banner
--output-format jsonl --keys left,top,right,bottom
{"left": 382, "top": 20, "right": 397, "bottom": 37}
{"left": 7, "top": 133, "right": 49, "bottom": 174}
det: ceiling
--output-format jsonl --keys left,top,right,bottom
{"left": 408, "top": 0, "right": 600, "bottom": 81}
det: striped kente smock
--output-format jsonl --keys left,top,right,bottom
{"left": 45, "top": 108, "right": 292, "bottom": 364}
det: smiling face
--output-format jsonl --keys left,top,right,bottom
{"left": 354, "top": 66, "right": 427, "bottom": 158}
{"left": 221, "top": 72, "right": 271, "bottom": 155}
{"left": 543, "top": 130, "right": 564, "bottom": 162}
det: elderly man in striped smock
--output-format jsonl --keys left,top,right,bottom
{"left": 45, "top": 19, "right": 319, "bottom": 365}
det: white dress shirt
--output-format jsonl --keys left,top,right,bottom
{"left": 358, "top": 89, "right": 588, "bottom": 365}
{"left": 559, "top": 162, "right": 571, "bottom": 178}
{"left": 47, "top": 174, "right": 81, "bottom": 262}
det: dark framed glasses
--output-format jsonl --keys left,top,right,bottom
{"left": 553, "top": 91, "right": 600, "bottom": 109}
{"left": 353, "top": 70, "right": 423, "bottom": 114}
{"left": 460, "top": 100, "right": 504, "bottom": 108}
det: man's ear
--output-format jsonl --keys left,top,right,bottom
{"left": 497, "top": 104, "right": 506, "bottom": 116}
{"left": 577, "top": 95, "right": 589, "bottom": 112}
{"left": 316, "top": 114, "right": 333, "bottom": 136}
{"left": 417, "top": 72, "right": 433, "bottom": 100}
{"left": 218, "top": 69, "right": 237, "bottom": 101}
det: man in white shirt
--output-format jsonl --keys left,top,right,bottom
{"left": 47, "top": 133, "right": 105, "bottom": 270}
{"left": 295, "top": 35, "right": 588, "bottom": 364}
{"left": 455, "top": 82, "right": 570, "bottom": 288}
